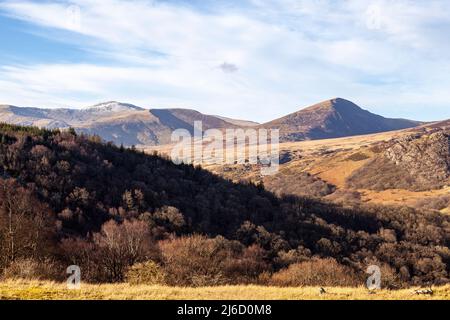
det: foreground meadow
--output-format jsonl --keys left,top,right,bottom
{"left": 0, "top": 280, "right": 449, "bottom": 300}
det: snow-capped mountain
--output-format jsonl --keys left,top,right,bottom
{"left": 0, "top": 102, "right": 257, "bottom": 146}
{"left": 82, "top": 101, "right": 145, "bottom": 113}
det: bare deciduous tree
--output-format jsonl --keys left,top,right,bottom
{"left": 0, "top": 178, "right": 54, "bottom": 269}
{"left": 93, "top": 219, "right": 154, "bottom": 282}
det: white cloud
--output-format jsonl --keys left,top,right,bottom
{"left": 0, "top": 0, "right": 450, "bottom": 122}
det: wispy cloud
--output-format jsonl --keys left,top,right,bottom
{"left": 0, "top": 0, "right": 450, "bottom": 121}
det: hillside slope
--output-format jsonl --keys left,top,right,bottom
{"left": 0, "top": 123, "right": 449, "bottom": 285}
{"left": 347, "top": 129, "right": 450, "bottom": 191}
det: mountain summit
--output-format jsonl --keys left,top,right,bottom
{"left": 83, "top": 101, "right": 145, "bottom": 113}
{"left": 261, "top": 98, "right": 421, "bottom": 141}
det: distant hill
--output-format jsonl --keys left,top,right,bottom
{"left": 260, "top": 98, "right": 421, "bottom": 142}
{"left": 0, "top": 102, "right": 254, "bottom": 146}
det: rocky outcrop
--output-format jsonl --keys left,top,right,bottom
{"left": 347, "top": 130, "right": 450, "bottom": 191}
{"left": 385, "top": 131, "right": 450, "bottom": 187}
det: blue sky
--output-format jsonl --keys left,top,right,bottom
{"left": 1, "top": 0, "right": 450, "bottom": 122}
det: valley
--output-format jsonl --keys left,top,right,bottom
{"left": 2, "top": 96, "right": 445, "bottom": 212}
{"left": 147, "top": 120, "right": 450, "bottom": 213}
{"left": 1, "top": 123, "right": 449, "bottom": 288}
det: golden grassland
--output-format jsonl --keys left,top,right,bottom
{"left": 359, "top": 187, "right": 450, "bottom": 208}
{"left": 0, "top": 280, "right": 449, "bottom": 300}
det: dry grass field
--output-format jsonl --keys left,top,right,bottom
{"left": 0, "top": 280, "right": 449, "bottom": 300}
{"left": 359, "top": 187, "right": 450, "bottom": 208}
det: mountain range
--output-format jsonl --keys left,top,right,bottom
{"left": 0, "top": 98, "right": 422, "bottom": 146}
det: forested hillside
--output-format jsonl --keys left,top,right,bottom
{"left": 0, "top": 124, "right": 449, "bottom": 286}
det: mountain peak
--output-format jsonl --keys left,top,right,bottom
{"left": 84, "top": 101, "right": 145, "bottom": 113}
{"left": 331, "top": 97, "right": 351, "bottom": 104}
{"left": 329, "top": 97, "right": 360, "bottom": 108}
{"left": 303, "top": 98, "right": 361, "bottom": 113}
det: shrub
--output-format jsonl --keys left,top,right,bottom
{"left": 222, "top": 244, "right": 270, "bottom": 284}
{"left": 59, "top": 237, "right": 98, "bottom": 282}
{"left": 346, "top": 152, "right": 370, "bottom": 162}
{"left": 92, "top": 219, "right": 156, "bottom": 282}
{"left": 275, "top": 246, "right": 312, "bottom": 267}
{"left": 414, "top": 195, "right": 450, "bottom": 211}
{"left": 270, "top": 258, "right": 361, "bottom": 287}
{"left": 378, "top": 264, "right": 401, "bottom": 289}
{"left": 60, "top": 219, "right": 158, "bottom": 283}
{"left": 265, "top": 172, "right": 335, "bottom": 198}
{"left": 125, "top": 261, "right": 166, "bottom": 285}
{"left": 325, "top": 190, "right": 362, "bottom": 206}
{"left": 159, "top": 235, "right": 270, "bottom": 286}
{"left": 159, "top": 235, "right": 229, "bottom": 287}
{"left": 2, "top": 258, "right": 63, "bottom": 281}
